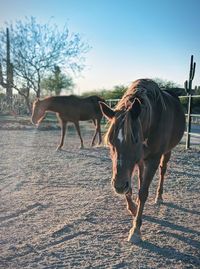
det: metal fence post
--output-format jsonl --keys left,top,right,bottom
{"left": 185, "top": 94, "right": 192, "bottom": 149}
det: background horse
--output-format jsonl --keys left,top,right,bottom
{"left": 31, "top": 95, "right": 105, "bottom": 150}
{"left": 99, "top": 79, "right": 185, "bottom": 243}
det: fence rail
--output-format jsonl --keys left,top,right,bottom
{"left": 106, "top": 95, "right": 200, "bottom": 148}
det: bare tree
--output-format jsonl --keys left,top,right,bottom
{"left": 0, "top": 17, "right": 89, "bottom": 113}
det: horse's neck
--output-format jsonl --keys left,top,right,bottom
{"left": 140, "top": 101, "right": 163, "bottom": 141}
{"left": 44, "top": 97, "right": 59, "bottom": 113}
{"left": 139, "top": 109, "right": 154, "bottom": 141}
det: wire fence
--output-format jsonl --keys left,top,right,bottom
{"left": 0, "top": 94, "right": 199, "bottom": 148}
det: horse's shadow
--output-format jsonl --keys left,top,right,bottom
{"left": 162, "top": 201, "right": 200, "bottom": 216}
{"left": 144, "top": 214, "right": 200, "bottom": 236}
{"left": 139, "top": 239, "right": 200, "bottom": 266}
{"left": 144, "top": 201, "right": 200, "bottom": 236}
{"left": 138, "top": 202, "right": 200, "bottom": 266}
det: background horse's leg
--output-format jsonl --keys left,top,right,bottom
{"left": 128, "top": 156, "right": 160, "bottom": 243}
{"left": 97, "top": 118, "right": 102, "bottom": 145}
{"left": 57, "top": 121, "right": 67, "bottom": 150}
{"left": 74, "top": 121, "right": 84, "bottom": 148}
{"left": 91, "top": 118, "right": 102, "bottom": 146}
{"left": 155, "top": 151, "right": 171, "bottom": 204}
{"left": 91, "top": 119, "right": 97, "bottom": 146}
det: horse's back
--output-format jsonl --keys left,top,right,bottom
{"left": 50, "top": 95, "right": 103, "bottom": 121}
{"left": 78, "top": 96, "right": 104, "bottom": 121}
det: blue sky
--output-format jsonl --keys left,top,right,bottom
{"left": 0, "top": 0, "right": 200, "bottom": 93}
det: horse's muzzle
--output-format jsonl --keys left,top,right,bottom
{"left": 112, "top": 180, "right": 130, "bottom": 194}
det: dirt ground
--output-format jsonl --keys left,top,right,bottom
{"left": 0, "top": 128, "right": 200, "bottom": 269}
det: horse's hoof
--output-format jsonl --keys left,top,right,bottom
{"left": 155, "top": 197, "right": 163, "bottom": 205}
{"left": 56, "top": 147, "right": 62, "bottom": 151}
{"left": 127, "top": 229, "right": 142, "bottom": 244}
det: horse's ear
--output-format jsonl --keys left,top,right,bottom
{"left": 99, "top": 101, "right": 115, "bottom": 121}
{"left": 129, "top": 98, "right": 141, "bottom": 120}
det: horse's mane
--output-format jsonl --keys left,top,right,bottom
{"left": 105, "top": 79, "right": 166, "bottom": 145}
{"left": 115, "top": 79, "right": 165, "bottom": 111}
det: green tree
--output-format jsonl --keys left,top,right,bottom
{"left": 0, "top": 17, "right": 89, "bottom": 113}
{"left": 41, "top": 66, "right": 75, "bottom": 96}
{"left": 153, "top": 78, "right": 180, "bottom": 88}
{"left": 108, "top": 85, "right": 127, "bottom": 99}
{"left": 82, "top": 84, "right": 127, "bottom": 100}
{"left": 194, "top": 86, "right": 200, "bottom": 95}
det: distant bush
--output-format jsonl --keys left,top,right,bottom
{"left": 179, "top": 96, "right": 200, "bottom": 114}
{"left": 0, "top": 94, "right": 33, "bottom": 115}
{"left": 81, "top": 85, "right": 127, "bottom": 100}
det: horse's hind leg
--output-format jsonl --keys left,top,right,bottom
{"left": 91, "top": 119, "right": 97, "bottom": 146}
{"left": 74, "top": 121, "right": 84, "bottom": 148}
{"left": 57, "top": 121, "right": 67, "bottom": 150}
{"left": 91, "top": 118, "right": 102, "bottom": 146}
{"left": 97, "top": 118, "right": 102, "bottom": 145}
{"left": 155, "top": 151, "right": 171, "bottom": 204}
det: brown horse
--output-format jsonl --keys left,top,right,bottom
{"left": 31, "top": 95, "right": 105, "bottom": 150}
{"left": 99, "top": 79, "right": 185, "bottom": 243}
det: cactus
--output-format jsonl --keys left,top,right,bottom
{"left": 184, "top": 55, "right": 196, "bottom": 95}
{"left": 184, "top": 55, "right": 196, "bottom": 149}
{"left": 0, "top": 27, "right": 13, "bottom": 109}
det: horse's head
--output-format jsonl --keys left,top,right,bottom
{"left": 31, "top": 98, "right": 46, "bottom": 125}
{"left": 100, "top": 99, "right": 143, "bottom": 194}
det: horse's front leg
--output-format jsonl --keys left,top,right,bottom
{"left": 125, "top": 190, "right": 137, "bottom": 216}
{"left": 57, "top": 121, "right": 67, "bottom": 150}
{"left": 126, "top": 162, "right": 144, "bottom": 216}
{"left": 128, "top": 157, "right": 160, "bottom": 243}
{"left": 135, "top": 161, "right": 144, "bottom": 204}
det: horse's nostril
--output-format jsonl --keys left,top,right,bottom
{"left": 125, "top": 181, "right": 129, "bottom": 189}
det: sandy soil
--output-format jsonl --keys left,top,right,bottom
{"left": 0, "top": 128, "right": 200, "bottom": 269}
